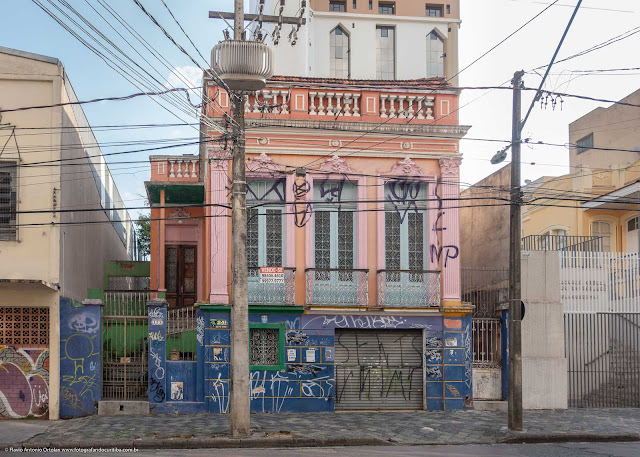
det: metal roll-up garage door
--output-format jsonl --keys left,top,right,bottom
{"left": 335, "top": 329, "right": 423, "bottom": 410}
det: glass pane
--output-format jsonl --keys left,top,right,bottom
{"left": 330, "top": 27, "right": 350, "bottom": 78}
{"left": 250, "top": 328, "right": 280, "bottom": 366}
{"left": 315, "top": 211, "right": 331, "bottom": 280}
{"left": 338, "top": 211, "right": 354, "bottom": 281}
{"left": 247, "top": 209, "right": 259, "bottom": 277}
{"left": 408, "top": 213, "right": 424, "bottom": 281}
{"left": 166, "top": 247, "right": 178, "bottom": 292}
{"left": 266, "top": 209, "right": 283, "bottom": 267}
{"left": 385, "top": 212, "right": 401, "bottom": 282}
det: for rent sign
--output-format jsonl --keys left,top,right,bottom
{"left": 259, "top": 267, "right": 284, "bottom": 284}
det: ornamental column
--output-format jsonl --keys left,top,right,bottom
{"left": 438, "top": 157, "right": 462, "bottom": 305}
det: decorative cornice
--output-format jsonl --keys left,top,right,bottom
{"left": 390, "top": 157, "right": 423, "bottom": 176}
{"left": 319, "top": 155, "right": 355, "bottom": 173}
{"left": 246, "top": 152, "right": 279, "bottom": 173}
{"left": 439, "top": 157, "right": 461, "bottom": 178}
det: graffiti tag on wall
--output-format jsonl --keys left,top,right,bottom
{"left": 0, "top": 346, "right": 49, "bottom": 418}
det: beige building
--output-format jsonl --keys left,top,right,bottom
{"left": 522, "top": 89, "right": 640, "bottom": 253}
{"left": 0, "top": 47, "right": 136, "bottom": 420}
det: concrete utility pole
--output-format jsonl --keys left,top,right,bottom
{"left": 229, "top": 0, "right": 250, "bottom": 438}
{"left": 508, "top": 69, "right": 524, "bottom": 432}
{"left": 210, "top": 0, "right": 303, "bottom": 437}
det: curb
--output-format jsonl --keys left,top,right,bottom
{"left": 4, "top": 436, "right": 391, "bottom": 451}
{"left": 498, "top": 433, "right": 640, "bottom": 444}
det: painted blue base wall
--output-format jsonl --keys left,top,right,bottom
{"left": 146, "top": 303, "right": 474, "bottom": 414}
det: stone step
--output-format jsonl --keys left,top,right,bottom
{"left": 474, "top": 400, "right": 507, "bottom": 412}
{"left": 98, "top": 401, "right": 149, "bottom": 416}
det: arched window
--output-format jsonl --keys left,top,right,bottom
{"left": 330, "top": 26, "right": 350, "bottom": 78}
{"left": 591, "top": 220, "right": 612, "bottom": 252}
{"left": 427, "top": 31, "right": 444, "bottom": 78}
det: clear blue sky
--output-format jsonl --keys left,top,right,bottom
{"left": 2, "top": 0, "right": 639, "bottom": 218}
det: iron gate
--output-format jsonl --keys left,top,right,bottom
{"left": 565, "top": 313, "right": 640, "bottom": 408}
{"left": 102, "top": 291, "right": 150, "bottom": 400}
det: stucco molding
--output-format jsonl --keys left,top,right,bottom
{"left": 167, "top": 208, "right": 192, "bottom": 220}
{"left": 439, "top": 157, "right": 461, "bottom": 178}
{"left": 318, "top": 155, "right": 355, "bottom": 174}
{"left": 389, "top": 157, "right": 424, "bottom": 176}
{"left": 246, "top": 152, "right": 280, "bottom": 174}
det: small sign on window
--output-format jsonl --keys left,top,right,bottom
{"left": 259, "top": 267, "right": 284, "bottom": 284}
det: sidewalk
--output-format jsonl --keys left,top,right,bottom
{"left": 2, "top": 409, "right": 639, "bottom": 450}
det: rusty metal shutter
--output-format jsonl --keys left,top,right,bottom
{"left": 335, "top": 329, "right": 423, "bottom": 411}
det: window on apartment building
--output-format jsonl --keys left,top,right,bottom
{"left": 378, "top": 2, "right": 395, "bottom": 14}
{"left": 591, "top": 220, "right": 612, "bottom": 252}
{"left": 376, "top": 26, "right": 396, "bottom": 80}
{"left": 577, "top": 133, "right": 594, "bottom": 154}
{"left": 313, "top": 180, "right": 356, "bottom": 281}
{"left": 246, "top": 180, "right": 286, "bottom": 278}
{"left": 353, "top": 0, "right": 357, "bottom": 9}
{"left": 330, "top": 25, "right": 351, "bottom": 78}
{"left": 329, "top": 0, "right": 347, "bottom": 12}
{"left": 427, "top": 30, "right": 445, "bottom": 78}
{"left": 369, "top": 0, "right": 373, "bottom": 10}
{"left": 384, "top": 180, "right": 427, "bottom": 281}
{"left": 0, "top": 161, "right": 17, "bottom": 241}
{"left": 426, "top": 4, "right": 443, "bottom": 17}
{"left": 249, "top": 324, "right": 285, "bottom": 371}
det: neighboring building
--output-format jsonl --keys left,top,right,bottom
{"left": 522, "top": 89, "right": 640, "bottom": 253}
{"left": 147, "top": 0, "right": 474, "bottom": 413}
{"left": 0, "top": 47, "right": 137, "bottom": 420}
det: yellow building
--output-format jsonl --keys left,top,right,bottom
{"left": 522, "top": 89, "right": 640, "bottom": 253}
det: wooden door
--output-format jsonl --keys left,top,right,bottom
{"left": 165, "top": 245, "right": 197, "bottom": 308}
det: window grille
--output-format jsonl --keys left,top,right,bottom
{"left": 266, "top": 209, "right": 283, "bottom": 267}
{"left": 338, "top": 211, "right": 354, "bottom": 281}
{"left": 408, "top": 213, "right": 424, "bottom": 281}
{"left": 426, "top": 4, "right": 443, "bottom": 17}
{"left": 315, "top": 211, "right": 331, "bottom": 280}
{"left": 385, "top": 212, "right": 402, "bottom": 281}
{"left": 0, "top": 161, "right": 17, "bottom": 241}
{"left": 250, "top": 328, "right": 280, "bottom": 367}
{"left": 577, "top": 133, "right": 594, "bottom": 154}
{"left": 247, "top": 208, "right": 259, "bottom": 277}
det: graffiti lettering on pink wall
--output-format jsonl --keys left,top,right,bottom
{"left": 430, "top": 178, "right": 459, "bottom": 268}
{"left": 0, "top": 346, "right": 49, "bottom": 418}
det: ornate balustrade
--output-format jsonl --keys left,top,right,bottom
{"left": 248, "top": 267, "right": 296, "bottom": 306}
{"left": 377, "top": 270, "right": 440, "bottom": 308}
{"left": 305, "top": 268, "right": 368, "bottom": 307}
{"left": 150, "top": 155, "right": 199, "bottom": 182}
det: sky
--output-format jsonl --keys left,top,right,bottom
{"left": 1, "top": 0, "right": 639, "bottom": 219}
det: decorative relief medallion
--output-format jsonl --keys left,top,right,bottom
{"left": 439, "top": 157, "right": 461, "bottom": 178}
{"left": 329, "top": 139, "right": 341, "bottom": 147}
{"left": 257, "top": 137, "right": 269, "bottom": 145}
{"left": 401, "top": 142, "right": 411, "bottom": 150}
{"left": 390, "top": 157, "right": 423, "bottom": 176}
{"left": 168, "top": 208, "right": 192, "bottom": 219}
{"left": 247, "top": 152, "right": 279, "bottom": 173}
{"left": 319, "top": 155, "right": 355, "bottom": 173}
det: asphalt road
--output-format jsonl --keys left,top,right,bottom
{"left": 3, "top": 443, "right": 639, "bottom": 456}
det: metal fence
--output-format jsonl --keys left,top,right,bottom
{"left": 565, "top": 313, "right": 640, "bottom": 408}
{"left": 522, "top": 235, "right": 602, "bottom": 252}
{"left": 305, "top": 268, "right": 368, "bottom": 306}
{"left": 560, "top": 252, "right": 640, "bottom": 313}
{"left": 377, "top": 270, "right": 440, "bottom": 308}
{"left": 166, "top": 307, "right": 197, "bottom": 361}
{"left": 472, "top": 318, "right": 501, "bottom": 368}
{"left": 462, "top": 268, "right": 508, "bottom": 368}
{"left": 102, "top": 291, "right": 152, "bottom": 400}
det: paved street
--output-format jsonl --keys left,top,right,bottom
{"left": 1, "top": 409, "right": 639, "bottom": 450}
{"left": 2, "top": 443, "right": 640, "bottom": 457}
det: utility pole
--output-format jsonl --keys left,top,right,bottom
{"left": 209, "top": 0, "right": 305, "bottom": 437}
{"left": 229, "top": 0, "right": 250, "bottom": 437}
{"left": 508, "top": 69, "right": 525, "bottom": 432}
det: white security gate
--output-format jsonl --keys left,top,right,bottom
{"left": 334, "top": 330, "right": 423, "bottom": 410}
